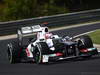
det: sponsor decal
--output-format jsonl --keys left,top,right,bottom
{"left": 56, "top": 53, "right": 63, "bottom": 56}
{"left": 49, "top": 53, "right": 63, "bottom": 57}
{"left": 42, "top": 55, "right": 49, "bottom": 62}
{"left": 49, "top": 54, "right": 56, "bottom": 57}
{"left": 88, "top": 48, "right": 96, "bottom": 51}
{"left": 80, "top": 49, "right": 88, "bottom": 52}
{"left": 26, "top": 48, "right": 30, "bottom": 56}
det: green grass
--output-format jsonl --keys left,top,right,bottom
{"left": 88, "top": 29, "right": 100, "bottom": 44}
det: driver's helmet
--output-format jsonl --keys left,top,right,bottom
{"left": 45, "top": 32, "right": 52, "bottom": 39}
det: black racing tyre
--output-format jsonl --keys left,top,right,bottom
{"left": 78, "top": 35, "right": 93, "bottom": 49}
{"left": 7, "top": 41, "right": 21, "bottom": 64}
{"left": 33, "top": 42, "right": 49, "bottom": 64}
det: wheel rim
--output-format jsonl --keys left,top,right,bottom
{"left": 35, "top": 50, "right": 41, "bottom": 63}
{"left": 7, "top": 44, "right": 13, "bottom": 63}
{"left": 78, "top": 40, "right": 85, "bottom": 48}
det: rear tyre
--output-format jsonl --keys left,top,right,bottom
{"left": 33, "top": 42, "right": 49, "bottom": 64}
{"left": 7, "top": 41, "right": 21, "bottom": 64}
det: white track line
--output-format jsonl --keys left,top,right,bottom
{"left": 73, "top": 30, "right": 98, "bottom": 38}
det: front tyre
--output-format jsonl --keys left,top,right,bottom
{"left": 78, "top": 35, "right": 93, "bottom": 49}
{"left": 78, "top": 35, "right": 94, "bottom": 58}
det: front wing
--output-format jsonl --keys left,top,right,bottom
{"left": 41, "top": 47, "right": 98, "bottom": 63}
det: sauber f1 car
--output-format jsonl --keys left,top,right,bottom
{"left": 7, "top": 25, "right": 98, "bottom": 64}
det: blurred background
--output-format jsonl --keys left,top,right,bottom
{"left": 0, "top": 0, "right": 100, "bottom": 22}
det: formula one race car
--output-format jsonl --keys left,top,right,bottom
{"left": 7, "top": 25, "right": 98, "bottom": 64}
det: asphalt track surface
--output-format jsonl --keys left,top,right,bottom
{"left": 0, "top": 24, "right": 100, "bottom": 75}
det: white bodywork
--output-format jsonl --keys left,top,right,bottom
{"left": 21, "top": 25, "right": 59, "bottom": 58}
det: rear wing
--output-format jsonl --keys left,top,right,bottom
{"left": 21, "top": 25, "right": 42, "bottom": 34}
{"left": 17, "top": 25, "right": 43, "bottom": 42}
{"left": 17, "top": 25, "right": 48, "bottom": 36}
